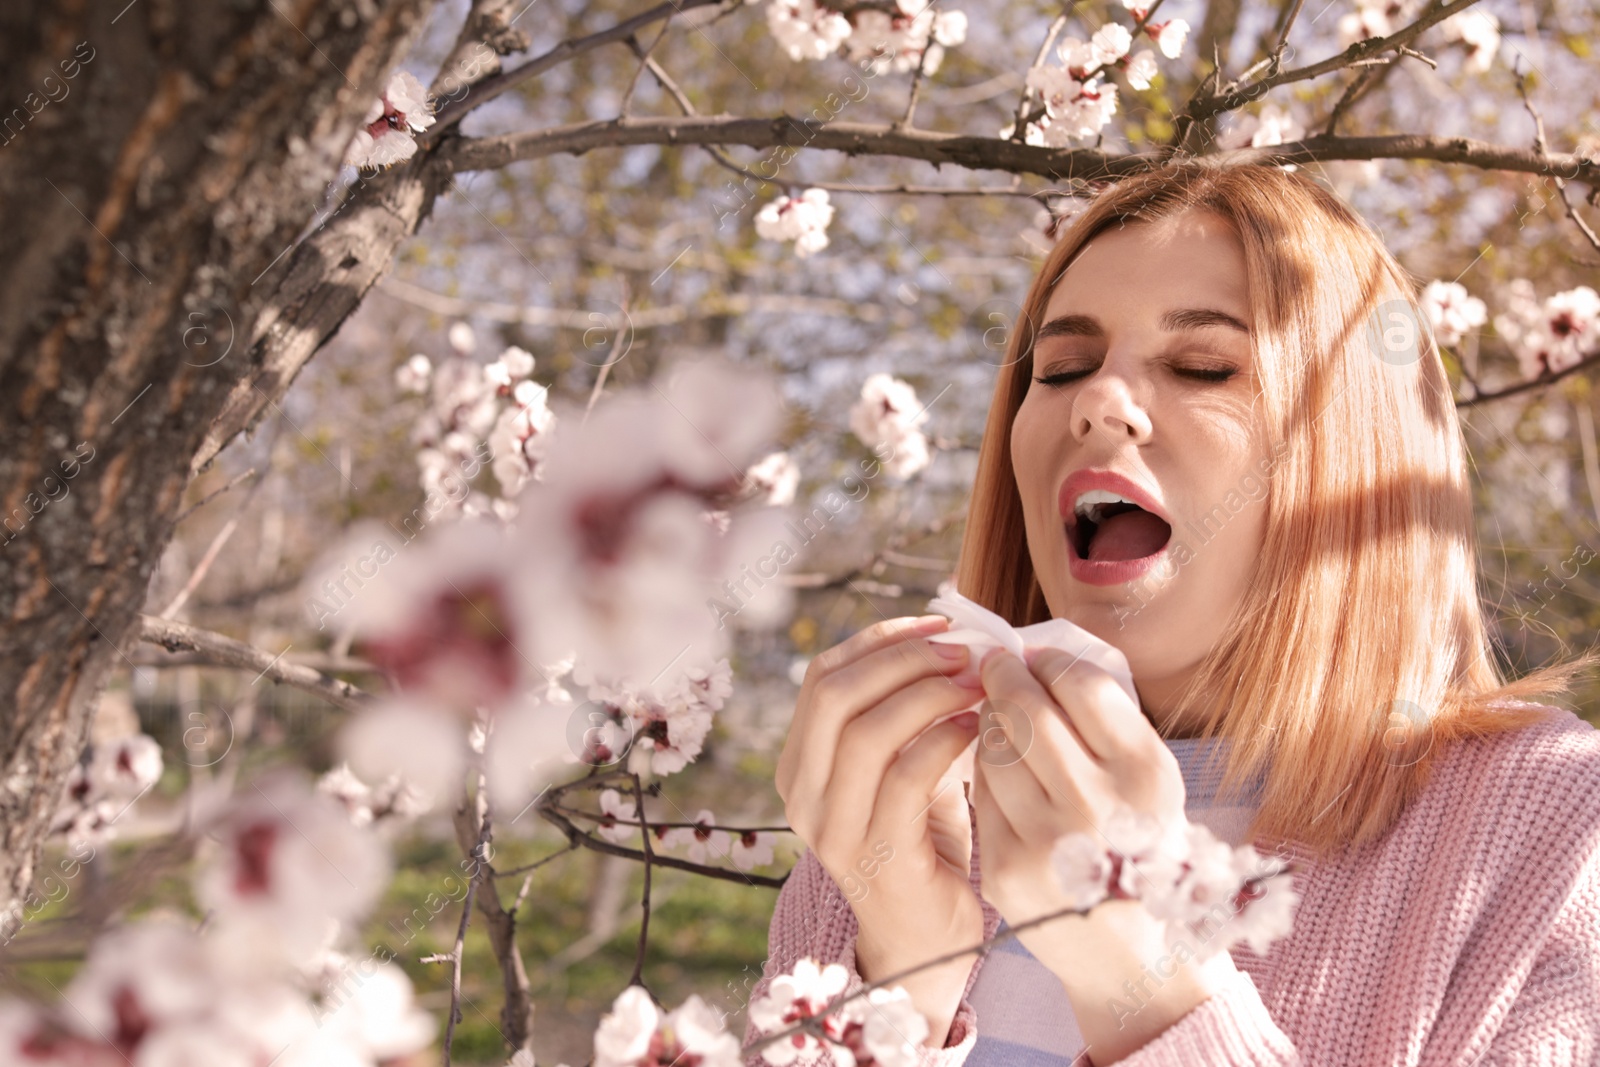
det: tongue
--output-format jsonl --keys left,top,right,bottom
{"left": 1087, "top": 509, "right": 1171, "bottom": 562}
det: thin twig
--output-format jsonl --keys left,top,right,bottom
{"left": 538, "top": 796, "right": 787, "bottom": 887}
{"left": 1455, "top": 351, "right": 1600, "bottom": 408}
{"left": 423, "top": 0, "right": 731, "bottom": 138}
{"left": 627, "top": 773, "right": 653, "bottom": 988}
{"left": 173, "top": 467, "right": 257, "bottom": 525}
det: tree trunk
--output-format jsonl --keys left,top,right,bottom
{"left": 0, "top": 0, "right": 435, "bottom": 936}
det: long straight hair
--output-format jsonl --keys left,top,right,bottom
{"left": 957, "top": 160, "right": 1594, "bottom": 858}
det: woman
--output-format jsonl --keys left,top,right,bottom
{"left": 744, "top": 161, "right": 1600, "bottom": 1065}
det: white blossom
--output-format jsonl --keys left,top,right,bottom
{"left": 512, "top": 361, "right": 789, "bottom": 685}
{"left": 194, "top": 773, "right": 391, "bottom": 965}
{"left": 756, "top": 188, "right": 836, "bottom": 259}
{"left": 1493, "top": 281, "right": 1600, "bottom": 380}
{"left": 1050, "top": 804, "right": 1299, "bottom": 963}
{"left": 597, "top": 788, "right": 641, "bottom": 844}
{"left": 344, "top": 70, "right": 435, "bottom": 170}
{"left": 848, "top": 373, "right": 932, "bottom": 478}
{"left": 748, "top": 959, "right": 852, "bottom": 1065}
{"left": 395, "top": 353, "right": 432, "bottom": 395}
{"left": 1125, "top": 48, "right": 1159, "bottom": 90}
{"left": 1442, "top": 9, "right": 1499, "bottom": 72}
{"left": 732, "top": 830, "right": 779, "bottom": 871}
{"left": 594, "top": 986, "right": 742, "bottom": 1067}
{"left": 767, "top": 0, "right": 853, "bottom": 61}
{"left": 745, "top": 450, "right": 801, "bottom": 506}
{"left": 1090, "top": 23, "right": 1132, "bottom": 67}
{"left": 1419, "top": 280, "right": 1488, "bottom": 347}
{"left": 1146, "top": 18, "right": 1189, "bottom": 59}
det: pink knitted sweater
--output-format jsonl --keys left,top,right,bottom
{"left": 741, "top": 704, "right": 1600, "bottom": 1065}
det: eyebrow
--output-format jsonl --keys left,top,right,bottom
{"left": 1036, "top": 308, "right": 1252, "bottom": 339}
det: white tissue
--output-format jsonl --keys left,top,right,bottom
{"left": 922, "top": 589, "right": 1140, "bottom": 785}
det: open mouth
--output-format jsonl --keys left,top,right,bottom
{"left": 1069, "top": 493, "right": 1173, "bottom": 563}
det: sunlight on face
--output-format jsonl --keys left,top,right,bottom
{"left": 1010, "top": 209, "right": 1276, "bottom": 732}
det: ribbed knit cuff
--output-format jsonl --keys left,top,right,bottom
{"left": 1111, "top": 966, "right": 1297, "bottom": 1066}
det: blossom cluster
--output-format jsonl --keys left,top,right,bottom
{"left": 1007, "top": 3, "right": 1188, "bottom": 146}
{"left": 848, "top": 373, "right": 932, "bottom": 478}
{"left": 766, "top": 0, "right": 968, "bottom": 75}
{"left": 51, "top": 732, "right": 163, "bottom": 844}
{"left": 756, "top": 188, "right": 836, "bottom": 258}
{"left": 1492, "top": 281, "right": 1599, "bottom": 381}
{"left": 4, "top": 773, "right": 434, "bottom": 1067}
{"left": 747, "top": 959, "right": 928, "bottom": 1067}
{"left": 1339, "top": 0, "right": 1500, "bottom": 74}
{"left": 345, "top": 70, "right": 435, "bottom": 170}
{"left": 1418, "top": 278, "right": 1599, "bottom": 382}
{"left": 311, "top": 360, "right": 796, "bottom": 812}
{"left": 1051, "top": 806, "right": 1299, "bottom": 959}
{"left": 395, "top": 322, "right": 554, "bottom": 512}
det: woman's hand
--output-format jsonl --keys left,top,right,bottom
{"left": 776, "top": 615, "right": 989, "bottom": 1047}
{"left": 971, "top": 645, "right": 1231, "bottom": 1063}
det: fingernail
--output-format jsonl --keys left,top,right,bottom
{"left": 952, "top": 710, "right": 980, "bottom": 728}
{"left": 913, "top": 614, "right": 949, "bottom": 634}
{"left": 979, "top": 647, "right": 1005, "bottom": 669}
{"left": 932, "top": 642, "right": 968, "bottom": 661}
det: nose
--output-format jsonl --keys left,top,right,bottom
{"left": 1071, "top": 369, "right": 1152, "bottom": 444}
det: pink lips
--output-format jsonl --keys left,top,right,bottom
{"left": 1057, "top": 468, "right": 1173, "bottom": 587}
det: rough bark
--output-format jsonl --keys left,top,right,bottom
{"left": 0, "top": 0, "right": 435, "bottom": 936}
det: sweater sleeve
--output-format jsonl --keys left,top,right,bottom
{"left": 741, "top": 799, "right": 999, "bottom": 1067}
{"left": 1096, "top": 965, "right": 1299, "bottom": 1067}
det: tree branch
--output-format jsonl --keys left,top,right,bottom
{"left": 423, "top": 0, "right": 730, "bottom": 138}
{"left": 135, "top": 614, "right": 373, "bottom": 713}
{"left": 1179, "top": 0, "right": 1484, "bottom": 132}
{"left": 444, "top": 115, "right": 1600, "bottom": 187}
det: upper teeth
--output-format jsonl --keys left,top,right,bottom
{"left": 1074, "top": 489, "right": 1135, "bottom": 524}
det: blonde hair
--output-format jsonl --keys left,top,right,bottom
{"left": 957, "top": 160, "right": 1594, "bottom": 858}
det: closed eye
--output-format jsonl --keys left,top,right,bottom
{"left": 1031, "top": 363, "right": 1240, "bottom": 387}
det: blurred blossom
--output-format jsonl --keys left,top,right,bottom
{"left": 52, "top": 732, "right": 163, "bottom": 844}
{"left": 194, "top": 773, "right": 391, "bottom": 966}
{"left": 732, "top": 829, "right": 779, "bottom": 871}
{"left": 745, "top": 450, "right": 801, "bottom": 506}
{"left": 513, "top": 361, "right": 790, "bottom": 682}
{"left": 1441, "top": 9, "right": 1500, "bottom": 71}
{"left": 1419, "top": 280, "right": 1487, "bottom": 347}
{"left": 394, "top": 353, "right": 432, "bottom": 394}
{"left": 1146, "top": 18, "right": 1189, "bottom": 59}
{"left": 315, "top": 761, "right": 432, "bottom": 828}
{"left": 766, "top": 0, "right": 852, "bottom": 61}
{"left": 1125, "top": 48, "right": 1159, "bottom": 90}
{"left": 1049, "top": 804, "right": 1299, "bottom": 963}
{"left": 849, "top": 373, "right": 932, "bottom": 478}
{"left": 1494, "top": 280, "right": 1600, "bottom": 380}
{"left": 756, "top": 188, "right": 835, "bottom": 259}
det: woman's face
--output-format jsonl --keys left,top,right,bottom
{"left": 1009, "top": 208, "right": 1275, "bottom": 732}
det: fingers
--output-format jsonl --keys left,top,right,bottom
{"left": 978, "top": 650, "right": 1100, "bottom": 800}
{"left": 1022, "top": 647, "right": 1155, "bottom": 764}
{"left": 868, "top": 703, "right": 983, "bottom": 839}
{"left": 784, "top": 634, "right": 974, "bottom": 826}
{"left": 778, "top": 615, "right": 949, "bottom": 802}
{"left": 791, "top": 671, "right": 979, "bottom": 852}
